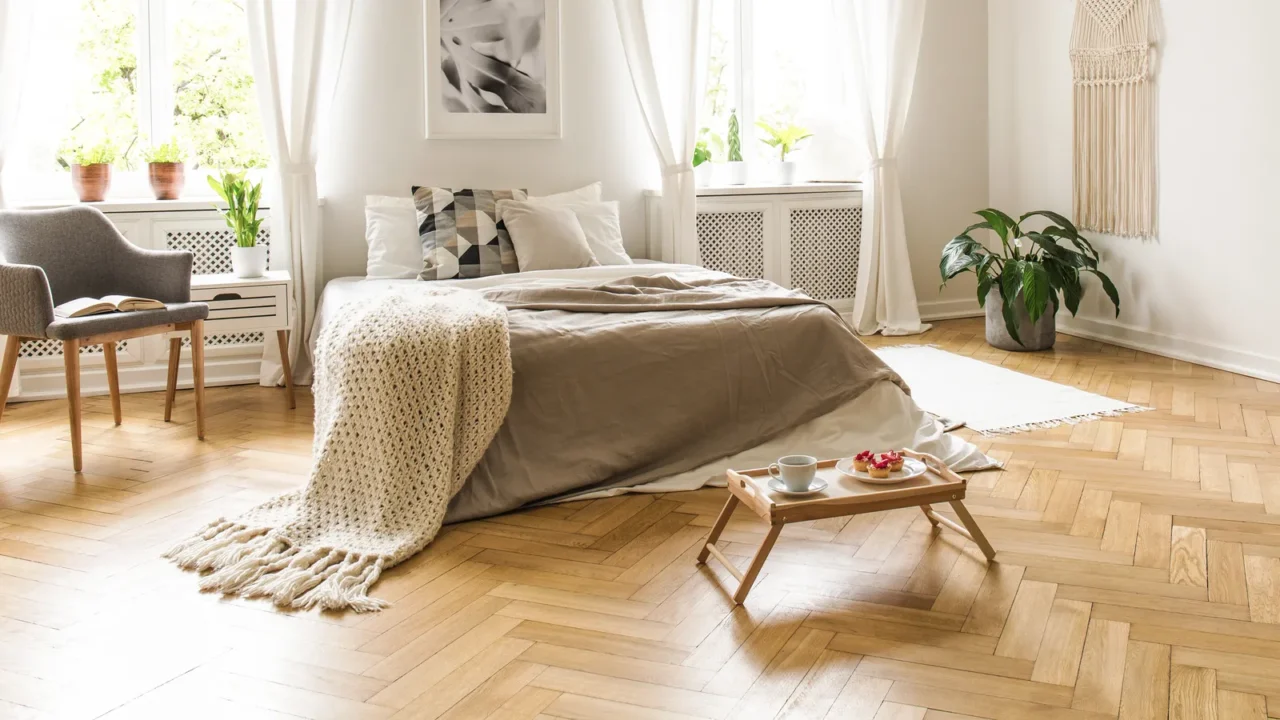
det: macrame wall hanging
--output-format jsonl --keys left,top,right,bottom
{"left": 1070, "top": 0, "right": 1158, "bottom": 237}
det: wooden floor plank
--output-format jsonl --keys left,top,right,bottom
{"left": 4, "top": 321, "right": 1280, "bottom": 719}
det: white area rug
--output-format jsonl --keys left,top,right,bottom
{"left": 876, "top": 346, "right": 1149, "bottom": 435}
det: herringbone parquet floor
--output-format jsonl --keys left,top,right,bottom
{"left": 3, "top": 318, "right": 1280, "bottom": 719}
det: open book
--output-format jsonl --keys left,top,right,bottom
{"left": 54, "top": 295, "right": 165, "bottom": 319}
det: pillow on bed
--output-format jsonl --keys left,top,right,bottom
{"left": 497, "top": 184, "right": 632, "bottom": 266}
{"left": 364, "top": 196, "right": 421, "bottom": 279}
{"left": 413, "top": 186, "right": 527, "bottom": 280}
{"left": 532, "top": 182, "right": 602, "bottom": 204}
{"left": 498, "top": 200, "right": 601, "bottom": 272}
{"left": 554, "top": 201, "right": 631, "bottom": 266}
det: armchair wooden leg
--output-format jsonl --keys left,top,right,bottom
{"left": 190, "top": 320, "right": 206, "bottom": 441}
{"left": 276, "top": 329, "right": 296, "bottom": 410}
{"left": 102, "top": 341, "right": 122, "bottom": 426}
{"left": 62, "top": 340, "right": 83, "bottom": 472}
{"left": 0, "top": 336, "right": 20, "bottom": 425}
{"left": 164, "top": 338, "right": 181, "bottom": 422}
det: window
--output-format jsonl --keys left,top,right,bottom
{"left": 699, "top": 0, "right": 855, "bottom": 182}
{"left": 6, "top": 0, "right": 267, "bottom": 202}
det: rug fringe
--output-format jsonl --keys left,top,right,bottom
{"left": 163, "top": 520, "right": 390, "bottom": 612}
{"left": 975, "top": 404, "right": 1151, "bottom": 436}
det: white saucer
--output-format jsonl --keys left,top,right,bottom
{"left": 767, "top": 477, "right": 828, "bottom": 496}
{"left": 835, "top": 456, "right": 928, "bottom": 485}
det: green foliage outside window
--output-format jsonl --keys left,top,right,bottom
{"left": 60, "top": 0, "right": 268, "bottom": 172}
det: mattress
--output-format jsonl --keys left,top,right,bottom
{"left": 310, "top": 266, "right": 997, "bottom": 520}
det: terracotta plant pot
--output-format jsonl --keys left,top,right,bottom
{"left": 148, "top": 162, "right": 185, "bottom": 201}
{"left": 71, "top": 164, "right": 111, "bottom": 203}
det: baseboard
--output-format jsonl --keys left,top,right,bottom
{"left": 10, "top": 356, "right": 266, "bottom": 402}
{"left": 919, "top": 297, "right": 984, "bottom": 322}
{"left": 1057, "top": 314, "right": 1280, "bottom": 385}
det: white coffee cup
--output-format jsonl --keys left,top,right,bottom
{"left": 769, "top": 454, "right": 818, "bottom": 492}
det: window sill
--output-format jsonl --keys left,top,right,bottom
{"left": 12, "top": 196, "right": 324, "bottom": 214}
{"left": 644, "top": 181, "right": 862, "bottom": 198}
{"left": 14, "top": 197, "right": 251, "bottom": 214}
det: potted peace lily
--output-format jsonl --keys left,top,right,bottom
{"left": 209, "top": 171, "right": 266, "bottom": 278}
{"left": 756, "top": 119, "right": 813, "bottom": 185}
{"left": 939, "top": 209, "right": 1120, "bottom": 351}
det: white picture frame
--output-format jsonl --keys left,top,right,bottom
{"left": 423, "top": 0, "right": 562, "bottom": 140}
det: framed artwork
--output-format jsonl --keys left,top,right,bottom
{"left": 424, "top": 0, "right": 562, "bottom": 139}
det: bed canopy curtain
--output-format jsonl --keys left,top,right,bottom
{"left": 833, "top": 0, "right": 930, "bottom": 337}
{"left": 246, "top": 0, "right": 353, "bottom": 386}
{"left": 613, "top": 0, "right": 706, "bottom": 266}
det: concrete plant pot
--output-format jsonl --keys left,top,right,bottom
{"left": 985, "top": 286, "right": 1056, "bottom": 351}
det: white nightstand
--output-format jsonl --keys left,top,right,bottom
{"left": 172, "top": 271, "right": 296, "bottom": 411}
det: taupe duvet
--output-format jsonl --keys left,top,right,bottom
{"left": 444, "top": 272, "right": 904, "bottom": 522}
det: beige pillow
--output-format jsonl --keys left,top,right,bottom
{"left": 498, "top": 200, "right": 601, "bottom": 272}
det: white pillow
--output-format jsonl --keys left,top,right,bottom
{"left": 364, "top": 195, "right": 420, "bottom": 279}
{"left": 557, "top": 200, "right": 632, "bottom": 266}
{"left": 498, "top": 200, "right": 601, "bottom": 272}
{"left": 533, "top": 182, "right": 602, "bottom": 204}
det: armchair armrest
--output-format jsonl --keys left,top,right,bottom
{"left": 0, "top": 263, "right": 56, "bottom": 338}
{"left": 112, "top": 246, "right": 195, "bottom": 304}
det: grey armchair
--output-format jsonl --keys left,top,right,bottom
{"left": 0, "top": 206, "right": 210, "bottom": 471}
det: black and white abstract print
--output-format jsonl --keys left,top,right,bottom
{"left": 439, "top": 0, "right": 548, "bottom": 114}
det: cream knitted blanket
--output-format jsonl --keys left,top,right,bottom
{"left": 166, "top": 288, "right": 512, "bottom": 612}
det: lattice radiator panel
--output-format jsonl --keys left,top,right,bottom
{"left": 168, "top": 227, "right": 272, "bottom": 347}
{"left": 167, "top": 228, "right": 271, "bottom": 276}
{"left": 181, "top": 332, "right": 264, "bottom": 349}
{"left": 788, "top": 206, "right": 862, "bottom": 301}
{"left": 695, "top": 210, "right": 766, "bottom": 279}
{"left": 18, "top": 340, "right": 128, "bottom": 359}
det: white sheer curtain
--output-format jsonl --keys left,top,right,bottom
{"left": 613, "top": 0, "right": 705, "bottom": 265}
{"left": 1, "top": 0, "right": 39, "bottom": 401}
{"left": 246, "top": 0, "right": 353, "bottom": 386}
{"left": 834, "top": 0, "right": 930, "bottom": 336}
{"left": 0, "top": 0, "right": 36, "bottom": 210}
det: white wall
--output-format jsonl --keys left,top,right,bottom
{"left": 902, "top": 0, "right": 989, "bottom": 320}
{"left": 989, "top": 0, "right": 1280, "bottom": 379}
{"left": 320, "top": 0, "right": 655, "bottom": 281}
{"left": 320, "top": 0, "right": 992, "bottom": 321}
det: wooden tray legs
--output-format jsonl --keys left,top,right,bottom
{"left": 698, "top": 496, "right": 996, "bottom": 605}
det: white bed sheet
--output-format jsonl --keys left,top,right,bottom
{"left": 310, "top": 266, "right": 997, "bottom": 508}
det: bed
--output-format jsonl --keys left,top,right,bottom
{"left": 310, "top": 263, "right": 996, "bottom": 523}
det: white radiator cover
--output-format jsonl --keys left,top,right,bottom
{"left": 646, "top": 185, "right": 863, "bottom": 315}
{"left": 11, "top": 207, "right": 272, "bottom": 401}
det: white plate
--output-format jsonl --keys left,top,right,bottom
{"left": 767, "top": 477, "right": 828, "bottom": 496}
{"left": 835, "top": 456, "right": 927, "bottom": 485}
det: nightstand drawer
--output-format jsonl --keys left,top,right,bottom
{"left": 192, "top": 283, "right": 288, "bottom": 331}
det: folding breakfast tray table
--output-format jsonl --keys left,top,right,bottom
{"left": 697, "top": 449, "right": 996, "bottom": 604}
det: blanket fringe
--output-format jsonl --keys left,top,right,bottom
{"left": 163, "top": 520, "right": 390, "bottom": 612}
{"left": 976, "top": 404, "right": 1151, "bottom": 436}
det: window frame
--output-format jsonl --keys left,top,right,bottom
{"left": 4, "top": 0, "right": 265, "bottom": 205}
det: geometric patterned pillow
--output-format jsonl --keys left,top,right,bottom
{"left": 412, "top": 186, "right": 527, "bottom": 280}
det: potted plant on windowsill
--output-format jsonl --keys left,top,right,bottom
{"left": 64, "top": 142, "right": 118, "bottom": 203}
{"left": 756, "top": 119, "right": 813, "bottom": 185}
{"left": 939, "top": 209, "right": 1121, "bottom": 351}
{"left": 209, "top": 171, "right": 266, "bottom": 278}
{"left": 721, "top": 109, "right": 747, "bottom": 186}
{"left": 693, "top": 129, "right": 713, "bottom": 188}
{"left": 144, "top": 140, "right": 186, "bottom": 200}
